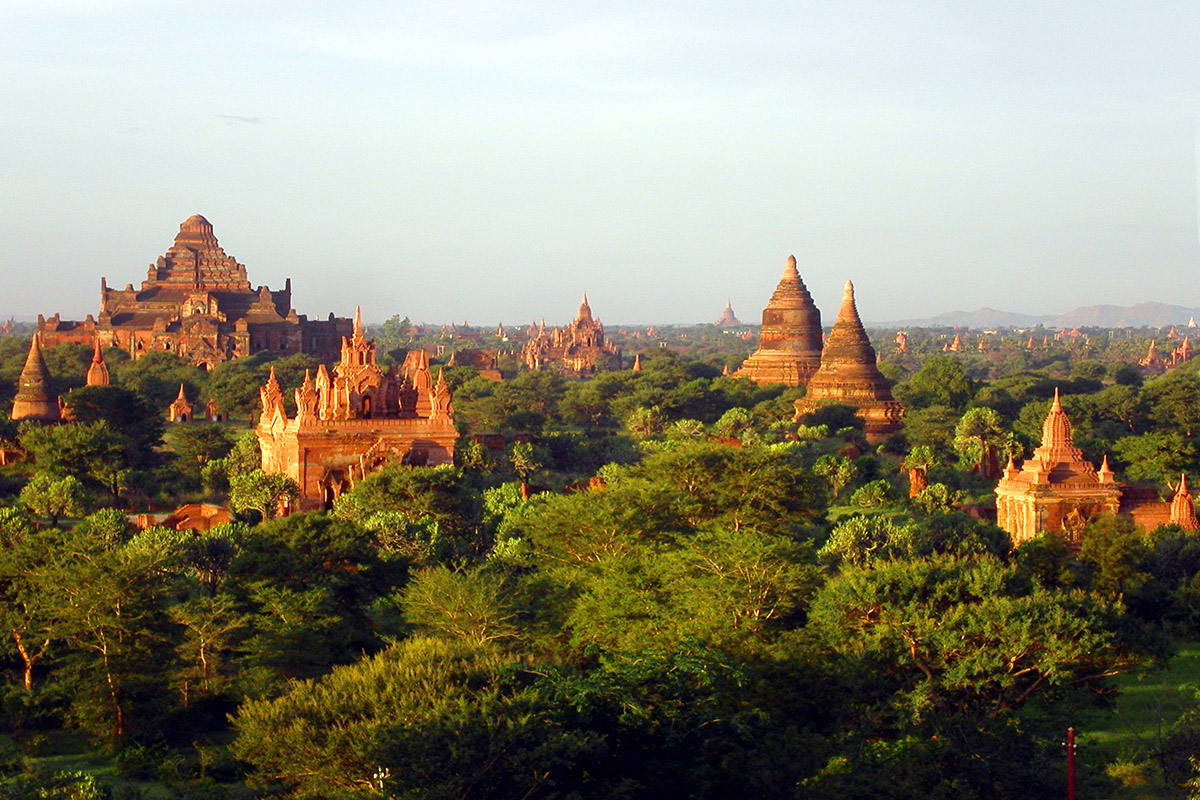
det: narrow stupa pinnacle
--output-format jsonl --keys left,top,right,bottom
{"left": 782, "top": 254, "right": 799, "bottom": 280}
{"left": 353, "top": 306, "right": 363, "bottom": 339}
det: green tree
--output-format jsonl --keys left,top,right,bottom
{"left": 896, "top": 356, "right": 974, "bottom": 410}
{"left": 112, "top": 350, "right": 207, "bottom": 408}
{"left": 19, "top": 473, "right": 91, "bottom": 528}
{"left": 232, "top": 637, "right": 584, "bottom": 800}
{"left": 953, "top": 407, "right": 1016, "bottom": 478}
{"left": 1114, "top": 432, "right": 1199, "bottom": 484}
{"left": 903, "top": 445, "right": 938, "bottom": 497}
{"left": 808, "top": 555, "right": 1129, "bottom": 723}
{"left": 814, "top": 454, "right": 856, "bottom": 501}
{"left": 20, "top": 420, "right": 135, "bottom": 501}
{"left": 229, "top": 470, "right": 299, "bottom": 522}
{"left": 1143, "top": 371, "right": 1200, "bottom": 437}
{"left": 402, "top": 567, "right": 520, "bottom": 646}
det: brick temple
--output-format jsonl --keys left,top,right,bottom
{"left": 520, "top": 294, "right": 622, "bottom": 374}
{"left": 257, "top": 309, "right": 456, "bottom": 511}
{"left": 996, "top": 390, "right": 1198, "bottom": 545}
{"left": 38, "top": 215, "right": 350, "bottom": 369}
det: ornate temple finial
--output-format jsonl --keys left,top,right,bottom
{"left": 353, "top": 306, "right": 363, "bottom": 339}
{"left": 1051, "top": 387, "right": 1061, "bottom": 410}
{"left": 176, "top": 383, "right": 188, "bottom": 402}
{"left": 632, "top": 353, "right": 642, "bottom": 372}
{"left": 435, "top": 367, "right": 447, "bottom": 390}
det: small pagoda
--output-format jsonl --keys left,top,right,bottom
{"left": 11, "top": 336, "right": 60, "bottom": 422}
{"left": 736, "top": 255, "right": 823, "bottom": 386}
{"left": 792, "top": 280, "right": 903, "bottom": 443}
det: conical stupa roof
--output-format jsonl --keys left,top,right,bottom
{"left": 794, "top": 279, "right": 903, "bottom": 441}
{"left": 12, "top": 335, "right": 60, "bottom": 421}
{"left": 736, "top": 254, "right": 823, "bottom": 385}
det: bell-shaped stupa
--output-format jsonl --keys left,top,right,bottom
{"left": 792, "top": 280, "right": 903, "bottom": 443}
{"left": 11, "top": 335, "right": 60, "bottom": 421}
{"left": 735, "top": 255, "right": 823, "bottom": 386}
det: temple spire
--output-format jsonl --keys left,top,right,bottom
{"left": 86, "top": 338, "right": 110, "bottom": 387}
{"left": 1171, "top": 473, "right": 1200, "bottom": 531}
{"left": 353, "top": 306, "right": 363, "bottom": 340}
{"left": 1040, "top": 388, "right": 1074, "bottom": 451}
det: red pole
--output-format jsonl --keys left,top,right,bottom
{"left": 1066, "top": 727, "right": 1077, "bottom": 800}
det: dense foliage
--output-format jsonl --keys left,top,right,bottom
{"left": 0, "top": 328, "right": 1198, "bottom": 797}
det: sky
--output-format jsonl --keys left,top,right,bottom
{"left": 2, "top": 1, "right": 1199, "bottom": 326}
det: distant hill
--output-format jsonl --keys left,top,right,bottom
{"left": 874, "top": 302, "right": 1200, "bottom": 330}
{"left": 876, "top": 308, "right": 1051, "bottom": 329}
{"left": 1047, "top": 302, "right": 1199, "bottom": 329}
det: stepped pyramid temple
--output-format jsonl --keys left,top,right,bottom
{"left": 996, "top": 390, "right": 1200, "bottom": 544}
{"left": 793, "top": 280, "right": 903, "bottom": 443}
{"left": 38, "top": 215, "right": 351, "bottom": 369}
{"left": 11, "top": 335, "right": 60, "bottom": 422}
{"left": 257, "top": 309, "right": 456, "bottom": 511}
{"left": 736, "top": 255, "right": 824, "bottom": 386}
{"left": 520, "top": 294, "right": 622, "bottom": 374}
{"left": 714, "top": 300, "right": 742, "bottom": 327}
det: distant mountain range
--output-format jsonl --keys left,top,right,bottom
{"left": 874, "top": 302, "right": 1200, "bottom": 330}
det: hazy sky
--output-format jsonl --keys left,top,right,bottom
{"left": 3, "top": 1, "right": 1199, "bottom": 325}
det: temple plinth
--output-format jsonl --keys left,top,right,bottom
{"left": 736, "top": 255, "right": 823, "bottom": 386}
{"left": 792, "top": 280, "right": 903, "bottom": 443}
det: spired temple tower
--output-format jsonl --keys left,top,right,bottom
{"left": 11, "top": 335, "right": 60, "bottom": 422}
{"left": 792, "top": 280, "right": 903, "bottom": 443}
{"left": 736, "top": 255, "right": 823, "bottom": 386}
{"left": 38, "top": 215, "right": 351, "bottom": 370}
{"left": 996, "top": 391, "right": 1200, "bottom": 544}
{"left": 714, "top": 300, "right": 742, "bottom": 327}
{"left": 257, "top": 309, "right": 456, "bottom": 511}
{"left": 520, "top": 294, "right": 622, "bottom": 374}
{"left": 995, "top": 390, "right": 1122, "bottom": 546}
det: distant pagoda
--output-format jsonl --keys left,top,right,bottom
{"left": 714, "top": 299, "right": 742, "bottom": 327}
{"left": 735, "top": 255, "right": 823, "bottom": 386}
{"left": 38, "top": 215, "right": 351, "bottom": 370}
{"left": 793, "top": 280, "right": 903, "bottom": 443}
